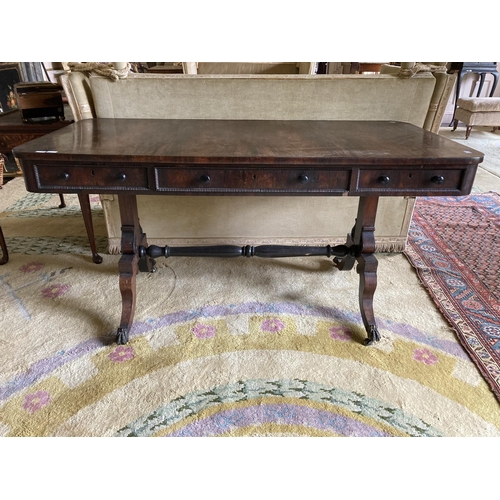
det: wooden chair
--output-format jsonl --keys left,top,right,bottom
{"left": 0, "top": 226, "right": 8, "bottom": 265}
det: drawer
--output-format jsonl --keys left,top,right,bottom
{"left": 357, "top": 168, "right": 465, "bottom": 193}
{"left": 155, "top": 167, "right": 350, "bottom": 193}
{"left": 34, "top": 164, "right": 149, "bottom": 190}
{"left": 156, "top": 168, "right": 244, "bottom": 190}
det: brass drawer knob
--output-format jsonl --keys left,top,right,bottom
{"left": 200, "top": 174, "right": 211, "bottom": 184}
{"left": 62, "top": 172, "right": 70, "bottom": 180}
{"left": 118, "top": 173, "right": 127, "bottom": 181}
{"left": 298, "top": 174, "right": 309, "bottom": 184}
{"left": 378, "top": 175, "right": 390, "bottom": 184}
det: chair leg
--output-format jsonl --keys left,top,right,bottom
{"left": 58, "top": 193, "right": 66, "bottom": 209}
{"left": 0, "top": 226, "right": 8, "bottom": 265}
{"left": 465, "top": 126, "right": 473, "bottom": 139}
{"left": 451, "top": 119, "right": 459, "bottom": 132}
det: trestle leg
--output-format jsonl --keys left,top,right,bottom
{"left": 334, "top": 196, "right": 380, "bottom": 345}
{"left": 113, "top": 194, "right": 381, "bottom": 346}
{"left": 116, "top": 194, "right": 154, "bottom": 344}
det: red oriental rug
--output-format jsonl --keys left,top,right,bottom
{"left": 405, "top": 192, "right": 500, "bottom": 402}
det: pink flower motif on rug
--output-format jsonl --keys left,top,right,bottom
{"left": 108, "top": 345, "right": 135, "bottom": 362}
{"left": 329, "top": 326, "right": 351, "bottom": 341}
{"left": 23, "top": 390, "right": 51, "bottom": 413}
{"left": 41, "top": 283, "right": 71, "bottom": 299}
{"left": 192, "top": 323, "right": 216, "bottom": 339}
{"left": 261, "top": 318, "right": 285, "bottom": 333}
{"left": 20, "top": 261, "right": 43, "bottom": 274}
{"left": 413, "top": 348, "right": 439, "bottom": 365}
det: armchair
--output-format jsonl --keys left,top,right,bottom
{"left": 379, "top": 62, "right": 456, "bottom": 133}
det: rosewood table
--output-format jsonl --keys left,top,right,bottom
{"left": 13, "top": 119, "right": 484, "bottom": 345}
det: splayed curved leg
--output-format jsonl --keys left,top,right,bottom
{"left": 354, "top": 197, "right": 380, "bottom": 345}
{"left": 117, "top": 252, "right": 138, "bottom": 344}
{"left": 357, "top": 253, "right": 380, "bottom": 345}
{"left": 115, "top": 194, "right": 154, "bottom": 344}
{"left": 78, "top": 193, "right": 103, "bottom": 264}
{"left": 337, "top": 196, "right": 380, "bottom": 345}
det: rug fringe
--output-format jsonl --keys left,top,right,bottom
{"left": 108, "top": 244, "right": 121, "bottom": 255}
{"left": 107, "top": 239, "right": 407, "bottom": 255}
{"left": 375, "top": 241, "right": 406, "bottom": 253}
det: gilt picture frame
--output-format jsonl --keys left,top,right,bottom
{"left": 0, "top": 62, "right": 23, "bottom": 113}
{"left": 0, "top": 62, "right": 46, "bottom": 113}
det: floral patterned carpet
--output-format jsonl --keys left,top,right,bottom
{"left": 0, "top": 178, "right": 499, "bottom": 436}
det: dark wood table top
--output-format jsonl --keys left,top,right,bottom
{"left": 13, "top": 118, "right": 484, "bottom": 167}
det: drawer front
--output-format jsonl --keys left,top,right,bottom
{"left": 34, "top": 164, "right": 149, "bottom": 190}
{"left": 357, "top": 168, "right": 465, "bottom": 193}
{"left": 156, "top": 167, "right": 350, "bottom": 193}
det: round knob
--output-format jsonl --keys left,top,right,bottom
{"left": 298, "top": 174, "right": 309, "bottom": 184}
{"left": 200, "top": 174, "right": 211, "bottom": 184}
{"left": 378, "top": 175, "right": 390, "bottom": 184}
{"left": 118, "top": 173, "right": 126, "bottom": 181}
{"left": 62, "top": 173, "right": 69, "bottom": 180}
{"left": 431, "top": 175, "right": 445, "bottom": 184}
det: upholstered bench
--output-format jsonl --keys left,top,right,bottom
{"left": 60, "top": 64, "right": 456, "bottom": 253}
{"left": 452, "top": 97, "right": 500, "bottom": 139}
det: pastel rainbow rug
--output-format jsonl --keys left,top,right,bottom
{"left": 0, "top": 179, "right": 499, "bottom": 436}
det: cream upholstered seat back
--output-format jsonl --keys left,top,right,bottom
{"left": 379, "top": 62, "right": 456, "bottom": 133}
{"left": 89, "top": 73, "right": 436, "bottom": 127}
{"left": 182, "top": 62, "right": 317, "bottom": 75}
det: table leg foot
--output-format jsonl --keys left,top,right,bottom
{"left": 363, "top": 325, "right": 381, "bottom": 346}
{"left": 116, "top": 327, "right": 129, "bottom": 345}
{"left": 92, "top": 253, "right": 103, "bottom": 264}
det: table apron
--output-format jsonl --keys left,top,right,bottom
{"left": 23, "top": 161, "right": 478, "bottom": 197}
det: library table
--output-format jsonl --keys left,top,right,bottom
{"left": 13, "top": 119, "right": 484, "bottom": 345}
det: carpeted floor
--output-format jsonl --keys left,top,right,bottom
{"left": 1, "top": 175, "right": 499, "bottom": 436}
{"left": 439, "top": 126, "right": 500, "bottom": 179}
{"left": 405, "top": 192, "right": 500, "bottom": 402}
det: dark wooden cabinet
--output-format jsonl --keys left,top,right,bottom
{"left": 0, "top": 109, "right": 71, "bottom": 178}
{"left": 0, "top": 109, "right": 102, "bottom": 264}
